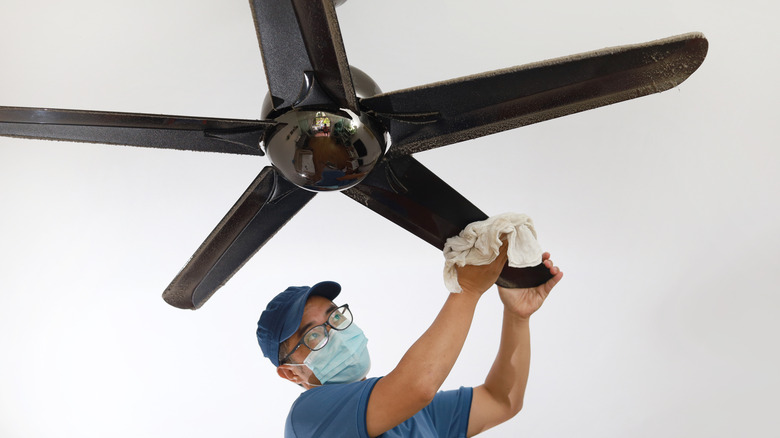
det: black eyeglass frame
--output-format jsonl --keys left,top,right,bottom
{"left": 280, "top": 304, "right": 352, "bottom": 364}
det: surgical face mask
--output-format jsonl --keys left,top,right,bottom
{"left": 298, "top": 323, "right": 370, "bottom": 385}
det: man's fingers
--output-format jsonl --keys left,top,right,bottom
{"left": 544, "top": 270, "right": 563, "bottom": 293}
{"left": 494, "top": 240, "right": 509, "bottom": 266}
{"left": 499, "top": 239, "right": 509, "bottom": 256}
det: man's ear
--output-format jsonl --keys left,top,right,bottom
{"left": 277, "top": 365, "right": 304, "bottom": 385}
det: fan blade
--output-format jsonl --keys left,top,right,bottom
{"left": 0, "top": 106, "right": 271, "bottom": 155}
{"left": 343, "top": 155, "right": 552, "bottom": 288}
{"left": 250, "top": 0, "right": 357, "bottom": 112}
{"left": 361, "top": 32, "right": 708, "bottom": 157}
{"left": 163, "top": 167, "right": 315, "bottom": 309}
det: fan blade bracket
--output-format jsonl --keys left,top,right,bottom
{"left": 203, "top": 127, "right": 266, "bottom": 156}
{"left": 291, "top": 71, "right": 342, "bottom": 110}
{"left": 251, "top": 0, "right": 357, "bottom": 113}
{"left": 268, "top": 168, "right": 302, "bottom": 203}
{"left": 362, "top": 109, "right": 441, "bottom": 125}
{"left": 384, "top": 160, "right": 409, "bottom": 194}
{"left": 291, "top": 0, "right": 357, "bottom": 112}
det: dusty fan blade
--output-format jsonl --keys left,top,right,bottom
{"left": 0, "top": 106, "right": 271, "bottom": 155}
{"left": 163, "top": 167, "right": 315, "bottom": 309}
{"left": 343, "top": 155, "right": 553, "bottom": 288}
{"left": 361, "top": 32, "right": 708, "bottom": 158}
{"left": 250, "top": 0, "right": 357, "bottom": 112}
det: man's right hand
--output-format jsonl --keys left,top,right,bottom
{"left": 455, "top": 239, "right": 509, "bottom": 297}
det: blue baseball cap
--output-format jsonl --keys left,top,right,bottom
{"left": 256, "top": 281, "right": 341, "bottom": 367}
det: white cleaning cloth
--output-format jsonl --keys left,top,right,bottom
{"left": 443, "top": 213, "right": 542, "bottom": 293}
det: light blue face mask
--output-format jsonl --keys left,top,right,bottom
{"left": 302, "top": 323, "right": 370, "bottom": 385}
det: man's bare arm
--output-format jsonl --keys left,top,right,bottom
{"left": 468, "top": 253, "right": 563, "bottom": 436}
{"left": 365, "top": 243, "right": 509, "bottom": 437}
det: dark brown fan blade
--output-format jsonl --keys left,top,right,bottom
{"left": 343, "top": 155, "right": 552, "bottom": 289}
{"left": 360, "top": 32, "right": 708, "bottom": 158}
{"left": 250, "top": 0, "right": 357, "bottom": 112}
{"left": 163, "top": 167, "right": 315, "bottom": 309}
{"left": 0, "top": 106, "right": 271, "bottom": 155}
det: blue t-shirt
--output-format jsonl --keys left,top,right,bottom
{"left": 284, "top": 377, "right": 473, "bottom": 438}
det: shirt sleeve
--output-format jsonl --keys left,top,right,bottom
{"left": 285, "top": 378, "right": 380, "bottom": 438}
{"left": 421, "top": 386, "right": 474, "bottom": 438}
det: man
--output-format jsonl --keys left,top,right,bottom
{"left": 257, "top": 242, "right": 563, "bottom": 437}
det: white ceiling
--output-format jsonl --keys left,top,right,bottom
{"left": 1, "top": 0, "right": 778, "bottom": 437}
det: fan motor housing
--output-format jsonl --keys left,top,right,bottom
{"left": 263, "top": 109, "right": 385, "bottom": 192}
{"left": 262, "top": 66, "right": 387, "bottom": 192}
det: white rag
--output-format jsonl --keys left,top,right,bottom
{"left": 443, "top": 213, "right": 542, "bottom": 293}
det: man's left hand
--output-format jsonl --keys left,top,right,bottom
{"left": 497, "top": 252, "right": 563, "bottom": 320}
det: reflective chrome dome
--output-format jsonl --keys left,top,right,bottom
{"left": 264, "top": 109, "right": 386, "bottom": 192}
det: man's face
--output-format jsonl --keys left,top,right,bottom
{"left": 278, "top": 295, "right": 338, "bottom": 387}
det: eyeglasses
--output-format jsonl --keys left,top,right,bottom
{"left": 281, "top": 304, "right": 352, "bottom": 364}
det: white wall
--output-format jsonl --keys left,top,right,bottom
{"left": 1, "top": 0, "right": 777, "bottom": 436}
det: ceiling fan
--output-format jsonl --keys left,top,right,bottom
{"left": 0, "top": 0, "right": 708, "bottom": 310}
